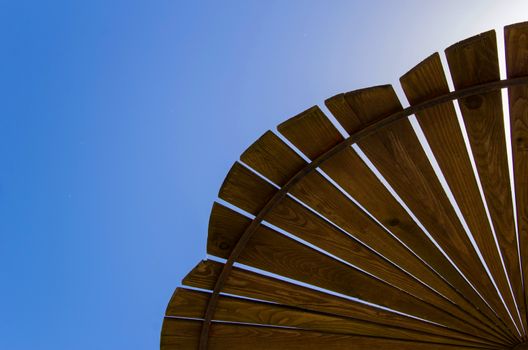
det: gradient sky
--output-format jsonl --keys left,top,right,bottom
{"left": 2, "top": 1, "right": 528, "bottom": 349}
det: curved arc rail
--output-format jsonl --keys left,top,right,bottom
{"left": 198, "top": 75, "right": 528, "bottom": 350}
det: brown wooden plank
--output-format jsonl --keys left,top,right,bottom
{"left": 276, "top": 106, "right": 344, "bottom": 159}
{"left": 336, "top": 85, "right": 399, "bottom": 125}
{"left": 276, "top": 111, "right": 466, "bottom": 304}
{"left": 182, "top": 260, "right": 502, "bottom": 346}
{"left": 218, "top": 155, "right": 504, "bottom": 340}
{"left": 240, "top": 131, "right": 465, "bottom": 303}
{"left": 240, "top": 130, "right": 307, "bottom": 186}
{"left": 161, "top": 319, "right": 200, "bottom": 349}
{"left": 284, "top": 111, "right": 468, "bottom": 294}
{"left": 401, "top": 51, "right": 526, "bottom": 335}
{"left": 217, "top": 162, "right": 277, "bottom": 215}
{"left": 505, "top": 21, "right": 528, "bottom": 327}
{"left": 446, "top": 29, "right": 523, "bottom": 334}
{"left": 205, "top": 202, "right": 508, "bottom": 342}
{"left": 277, "top": 105, "right": 511, "bottom": 340}
{"left": 216, "top": 181, "right": 503, "bottom": 341}
{"left": 166, "top": 288, "right": 500, "bottom": 348}
{"left": 271, "top": 196, "right": 438, "bottom": 299}
{"left": 161, "top": 318, "right": 492, "bottom": 350}
{"left": 325, "top": 84, "right": 519, "bottom": 340}
{"left": 220, "top": 160, "right": 439, "bottom": 297}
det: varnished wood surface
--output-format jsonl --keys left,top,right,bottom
{"left": 182, "top": 260, "right": 499, "bottom": 345}
{"left": 506, "top": 22, "right": 528, "bottom": 338}
{"left": 161, "top": 319, "right": 498, "bottom": 350}
{"left": 279, "top": 103, "right": 507, "bottom": 338}
{"left": 166, "top": 288, "right": 499, "bottom": 347}
{"left": 401, "top": 51, "right": 525, "bottom": 336}
{"left": 329, "top": 83, "right": 518, "bottom": 340}
{"left": 226, "top": 144, "right": 501, "bottom": 339}
{"left": 240, "top": 131, "right": 307, "bottom": 187}
{"left": 162, "top": 22, "right": 528, "bottom": 350}
{"left": 207, "top": 203, "right": 501, "bottom": 339}
{"left": 446, "top": 29, "right": 522, "bottom": 335}
{"left": 514, "top": 343, "right": 528, "bottom": 350}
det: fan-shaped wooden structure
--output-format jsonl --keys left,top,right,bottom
{"left": 162, "top": 22, "right": 528, "bottom": 349}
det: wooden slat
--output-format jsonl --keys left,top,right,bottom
{"left": 276, "top": 110, "right": 467, "bottom": 304}
{"left": 334, "top": 85, "right": 399, "bottom": 125}
{"left": 240, "top": 131, "right": 462, "bottom": 302}
{"left": 401, "top": 51, "right": 526, "bottom": 335}
{"left": 220, "top": 155, "right": 503, "bottom": 340}
{"left": 217, "top": 162, "right": 277, "bottom": 215}
{"left": 162, "top": 25, "right": 528, "bottom": 350}
{"left": 271, "top": 196, "right": 441, "bottom": 299}
{"left": 166, "top": 288, "right": 499, "bottom": 348}
{"left": 220, "top": 188, "right": 503, "bottom": 340}
{"left": 505, "top": 21, "right": 528, "bottom": 326}
{"left": 161, "top": 319, "right": 199, "bottom": 349}
{"left": 326, "top": 84, "right": 519, "bottom": 341}
{"left": 241, "top": 131, "right": 307, "bottom": 186}
{"left": 220, "top": 159, "right": 444, "bottom": 299}
{"left": 182, "top": 260, "right": 499, "bottom": 345}
{"left": 161, "top": 318, "right": 491, "bottom": 350}
{"left": 281, "top": 105, "right": 467, "bottom": 295}
{"left": 275, "top": 106, "right": 344, "bottom": 159}
{"left": 205, "top": 202, "right": 507, "bottom": 342}
{"left": 446, "top": 29, "right": 523, "bottom": 334}
{"left": 277, "top": 105, "right": 511, "bottom": 340}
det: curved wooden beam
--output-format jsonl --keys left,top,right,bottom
{"left": 198, "top": 75, "right": 528, "bottom": 350}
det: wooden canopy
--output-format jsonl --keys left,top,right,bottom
{"left": 161, "top": 22, "right": 528, "bottom": 349}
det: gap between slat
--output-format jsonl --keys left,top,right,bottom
{"left": 245, "top": 131, "right": 462, "bottom": 301}
{"left": 235, "top": 129, "right": 518, "bottom": 341}
{"left": 270, "top": 130, "right": 458, "bottom": 290}
{"left": 261, "top": 218, "right": 450, "bottom": 302}
{"left": 410, "top": 111, "right": 520, "bottom": 336}
{"left": 232, "top": 260, "right": 440, "bottom": 326}
{"left": 274, "top": 127, "right": 511, "bottom": 326}
{"left": 233, "top": 159, "right": 460, "bottom": 309}
{"left": 215, "top": 181, "right": 447, "bottom": 324}
{"left": 352, "top": 143, "right": 495, "bottom": 314}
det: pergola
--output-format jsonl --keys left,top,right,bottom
{"left": 161, "top": 22, "right": 528, "bottom": 349}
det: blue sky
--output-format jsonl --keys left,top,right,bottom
{"left": 1, "top": 1, "right": 528, "bottom": 349}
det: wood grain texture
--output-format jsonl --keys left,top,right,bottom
{"left": 161, "top": 23, "right": 528, "bottom": 349}
{"left": 241, "top": 127, "right": 454, "bottom": 297}
{"left": 161, "top": 319, "right": 494, "bottom": 350}
{"left": 285, "top": 100, "right": 510, "bottom": 340}
{"left": 217, "top": 188, "right": 503, "bottom": 341}
{"left": 278, "top": 106, "right": 344, "bottom": 159}
{"left": 506, "top": 21, "right": 528, "bottom": 331}
{"left": 218, "top": 162, "right": 277, "bottom": 215}
{"left": 446, "top": 29, "right": 522, "bottom": 335}
{"left": 327, "top": 84, "right": 518, "bottom": 341}
{"left": 277, "top": 108, "right": 463, "bottom": 304}
{"left": 238, "top": 123, "right": 508, "bottom": 339}
{"left": 240, "top": 131, "right": 307, "bottom": 187}
{"left": 205, "top": 202, "right": 509, "bottom": 342}
{"left": 166, "top": 288, "right": 500, "bottom": 347}
{"left": 223, "top": 152, "right": 435, "bottom": 303}
{"left": 338, "top": 85, "right": 399, "bottom": 125}
{"left": 182, "top": 260, "right": 499, "bottom": 345}
{"left": 401, "top": 52, "right": 526, "bottom": 335}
